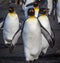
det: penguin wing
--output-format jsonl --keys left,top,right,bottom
{"left": 41, "top": 27, "right": 55, "bottom": 48}
{"left": 0, "top": 18, "right": 5, "bottom": 29}
{"left": 0, "top": 21, "right": 4, "bottom": 29}
{"left": 12, "top": 27, "right": 21, "bottom": 41}
{"left": 37, "top": 19, "right": 55, "bottom": 48}
{"left": 51, "top": 28, "right": 55, "bottom": 47}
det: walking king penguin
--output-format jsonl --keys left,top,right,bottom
{"left": 57, "top": 0, "right": 60, "bottom": 23}
{"left": 3, "top": 7, "right": 21, "bottom": 52}
{"left": 22, "top": 8, "right": 42, "bottom": 63}
{"left": 38, "top": 8, "right": 52, "bottom": 54}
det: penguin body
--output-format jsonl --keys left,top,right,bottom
{"left": 38, "top": 15, "right": 51, "bottom": 54}
{"left": 57, "top": 0, "right": 60, "bottom": 23}
{"left": 47, "top": 0, "right": 53, "bottom": 15}
{"left": 3, "top": 8, "right": 20, "bottom": 45}
{"left": 22, "top": 17, "right": 42, "bottom": 61}
{"left": 22, "top": 0, "right": 35, "bottom": 18}
{"left": 22, "top": 8, "right": 42, "bottom": 61}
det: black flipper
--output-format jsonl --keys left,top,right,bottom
{"left": 37, "top": 19, "right": 55, "bottom": 48}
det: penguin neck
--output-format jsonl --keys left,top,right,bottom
{"left": 41, "top": 14, "right": 46, "bottom": 16}
{"left": 29, "top": 16, "right": 35, "bottom": 18}
{"left": 8, "top": 12, "right": 16, "bottom": 16}
{"left": 34, "top": 7, "right": 39, "bottom": 10}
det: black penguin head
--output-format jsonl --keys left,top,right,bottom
{"left": 39, "top": 8, "right": 48, "bottom": 15}
{"left": 36, "top": 0, "right": 41, "bottom": 3}
{"left": 28, "top": 8, "right": 35, "bottom": 16}
{"left": 34, "top": 2, "right": 38, "bottom": 7}
{"left": 9, "top": 7, "right": 14, "bottom": 13}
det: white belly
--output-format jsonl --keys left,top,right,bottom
{"left": 3, "top": 14, "right": 19, "bottom": 40}
{"left": 22, "top": 19, "right": 42, "bottom": 61}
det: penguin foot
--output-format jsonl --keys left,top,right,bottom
{"left": 9, "top": 44, "right": 14, "bottom": 53}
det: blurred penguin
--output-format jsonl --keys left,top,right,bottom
{"left": 33, "top": 1, "right": 39, "bottom": 18}
{"left": 22, "top": 0, "right": 35, "bottom": 18}
{"left": 47, "top": 0, "right": 53, "bottom": 15}
{"left": 22, "top": 8, "right": 42, "bottom": 63}
{"left": 38, "top": 0, "right": 47, "bottom": 9}
{"left": 56, "top": 0, "right": 60, "bottom": 23}
{"left": 38, "top": 8, "right": 52, "bottom": 54}
{"left": 49, "top": 0, "right": 57, "bottom": 20}
{"left": 3, "top": 7, "right": 21, "bottom": 52}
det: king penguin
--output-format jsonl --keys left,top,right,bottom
{"left": 22, "top": 8, "right": 42, "bottom": 63}
{"left": 56, "top": 0, "right": 60, "bottom": 23}
{"left": 3, "top": 7, "right": 21, "bottom": 52}
{"left": 22, "top": 0, "right": 35, "bottom": 18}
{"left": 38, "top": 8, "right": 52, "bottom": 54}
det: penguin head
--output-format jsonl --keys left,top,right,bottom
{"left": 37, "top": 0, "right": 42, "bottom": 3}
{"left": 34, "top": 2, "right": 38, "bottom": 7}
{"left": 9, "top": 7, "right": 15, "bottom": 13}
{"left": 39, "top": 8, "right": 48, "bottom": 15}
{"left": 38, "top": 0, "right": 41, "bottom": 2}
{"left": 28, "top": 8, "right": 35, "bottom": 16}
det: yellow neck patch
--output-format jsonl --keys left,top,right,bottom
{"left": 8, "top": 12, "right": 16, "bottom": 16}
{"left": 34, "top": 7, "right": 39, "bottom": 11}
{"left": 26, "top": 16, "right": 35, "bottom": 22}
{"left": 29, "top": 16, "right": 35, "bottom": 19}
{"left": 41, "top": 14, "right": 46, "bottom": 16}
